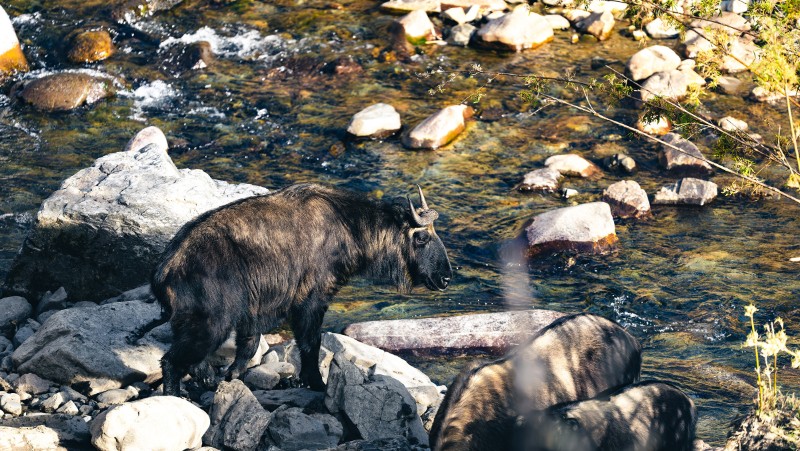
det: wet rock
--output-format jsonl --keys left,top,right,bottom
{"left": 13, "top": 373, "right": 53, "bottom": 396}
{"left": 544, "top": 14, "right": 571, "bottom": 30}
{"left": 523, "top": 202, "right": 618, "bottom": 258}
{"left": 603, "top": 153, "right": 637, "bottom": 173}
{"left": 575, "top": 11, "right": 615, "bottom": 41}
{"left": 626, "top": 45, "right": 681, "bottom": 81}
{"left": 0, "top": 296, "right": 32, "bottom": 337}
{"left": 637, "top": 114, "right": 671, "bottom": 135}
{"left": 321, "top": 333, "right": 440, "bottom": 417}
{"left": 718, "top": 116, "right": 748, "bottom": 132}
{"left": 476, "top": 7, "right": 554, "bottom": 51}
{"left": 602, "top": 180, "right": 651, "bottom": 219}
{"left": 347, "top": 103, "right": 402, "bottom": 139}
{"left": 325, "top": 354, "right": 427, "bottom": 445}
{"left": 18, "top": 72, "right": 114, "bottom": 112}
{"left": 381, "top": 0, "right": 441, "bottom": 13}
{"left": 398, "top": 10, "right": 438, "bottom": 41}
{"left": 0, "top": 392, "right": 22, "bottom": 415}
{"left": 3, "top": 126, "right": 268, "bottom": 302}
{"left": 402, "top": 105, "right": 473, "bottom": 150}
{"left": 0, "top": 6, "right": 29, "bottom": 79}
{"left": 204, "top": 380, "right": 272, "bottom": 451}
{"left": 254, "top": 388, "right": 325, "bottom": 411}
{"left": 266, "top": 406, "right": 342, "bottom": 451}
{"left": 446, "top": 23, "right": 476, "bottom": 46}
{"left": 544, "top": 154, "right": 601, "bottom": 177}
{"left": 343, "top": 310, "right": 566, "bottom": 355}
{"left": 0, "top": 414, "right": 91, "bottom": 448}
{"left": 517, "top": 168, "right": 563, "bottom": 192}
{"left": 11, "top": 294, "right": 170, "bottom": 395}
{"left": 645, "top": 17, "right": 679, "bottom": 39}
{"left": 111, "top": 0, "right": 186, "bottom": 24}
{"left": 68, "top": 30, "right": 115, "bottom": 63}
{"left": 653, "top": 178, "right": 718, "bottom": 206}
{"left": 640, "top": 70, "right": 689, "bottom": 103}
{"left": 96, "top": 386, "right": 139, "bottom": 407}
{"left": 91, "top": 396, "right": 209, "bottom": 451}
{"left": 243, "top": 365, "right": 281, "bottom": 390}
{"left": 177, "top": 41, "right": 214, "bottom": 70}
{"left": 660, "top": 132, "right": 712, "bottom": 174}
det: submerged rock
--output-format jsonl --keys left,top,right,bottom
{"left": 626, "top": 45, "right": 681, "bottom": 82}
{"left": 111, "top": 0, "right": 186, "bottom": 24}
{"left": 91, "top": 396, "right": 209, "bottom": 451}
{"left": 68, "top": 30, "right": 115, "bottom": 63}
{"left": 523, "top": 202, "right": 618, "bottom": 258}
{"left": 402, "top": 105, "right": 473, "bottom": 150}
{"left": 11, "top": 292, "right": 170, "bottom": 395}
{"left": 660, "top": 133, "right": 713, "bottom": 174}
{"left": 343, "top": 310, "right": 566, "bottom": 354}
{"left": 718, "top": 116, "right": 748, "bottom": 132}
{"left": 347, "top": 103, "right": 402, "bottom": 139}
{"left": 18, "top": 72, "right": 114, "bottom": 112}
{"left": 3, "top": 126, "right": 267, "bottom": 302}
{"left": 653, "top": 178, "right": 718, "bottom": 206}
{"left": 602, "top": 180, "right": 651, "bottom": 219}
{"left": 517, "top": 168, "right": 563, "bottom": 192}
{"left": 0, "top": 6, "right": 29, "bottom": 79}
{"left": 476, "top": 7, "right": 554, "bottom": 51}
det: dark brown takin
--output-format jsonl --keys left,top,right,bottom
{"left": 429, "top": 313, "right": 642, "bottom": 451}
{"left": 151, "top": 183, "right": 452, "bottom": 396}
{"left": 513, "top": 381, "right": 697, "bottom": 451}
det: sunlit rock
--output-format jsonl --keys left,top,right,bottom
{"left": 447, "top": 23, "right": 476, "bottom": 46}
{"left": 689, "top": 11, "right": 750, "bottom": 34}
{"left": 402, "top": 104, "right": 473, "bottom": 149}
{"left": 523, "top": 202, "right": 618, "bottom": 258}
{"left": 544, "top": 153, "right": 601, "bottom": 177}
{"left": 442, "top": 7, "right": 468, "bottom": 24}
{"left": 476, "top": 7, "right": 554, "bottom": 51}
{"left": 517, "top": 168, "right": 563, "bottom": 192}
{"left": 68, "top": 30, "right": 115, "bottom": 63}
{"left": 347, "top": 103, "right": 402, "bottom": 139}
{"left": 602, "top": 180, "right": 651, "bottom": 219}
{"left": 575, "top": 11, "right": 615, "bottom": 41}
{"left": 716, "top": 75, "right": 745, "bottom": 95}
{"left": 17, "top": 72, "right": 115, "bottom": 112}
{"left": 0, "top": 414, "right": 91, "bottom": 449}
{"left": 0, "top": 6, "right": 28, "bottom": 79}
{"left": 544, "top": 14, "right": 571, "bottom": 30}
{"left": 660, "top": 132, "right": 713, "bottom": 174}
{"left": 398, "top": 10, "right": 438, "bottom": 41}
{"left": 626, "top": 45, "right": 681, "bottom": 81}
{"left": 111, "top": 0, "right": 186, "bottom": 24}
{"left": 381, "top": 0, "right": 441, "bottom": 13}
{"left": 645, "top": 17, "right": 679, "bottom": 39}
{"left": 720, "top": 37, "right": 758, "bottom": 73}
{"left": 640, "top": 69, "right": 689, "bottom": 103}
{"left": 653, "top": 178, "right": 718, "bottom": 206}
{"left": 718, "top": 116, "right": 748, "bottom": 132}
{"left": 637, "top": 114, "right": 672, "bottom": 136}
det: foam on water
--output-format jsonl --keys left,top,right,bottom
{"left": 119, "top": 80, "right": 179, "bottom": 121}
{"left": 160, "top": 26, "right": 289, "bottom": 60}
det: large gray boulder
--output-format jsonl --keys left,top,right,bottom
{"left": 325, "top": 354, "right": 427, "bottom": 446}
{"left": 91, "top": 396, "right": 209, "bottom": 451}
{"left": 204, "top": 380, "right": 272, "bottom": 451}
{"left": 3, "top": 126, "right": 268, "bottom": 303}
{"left": 343, "top": 310, "right": 566, "bottom": 355}
{"left": 0, "top": 296, "right": 32, "bottom": 337}
{"left": 11, "top": 291, "right": 170, "bottom": 395}
{"left": 265, "top": 406, "right": 342, "bottom": 451}
{"left": 523, "top": 202, "right": 618, "bottom": 258}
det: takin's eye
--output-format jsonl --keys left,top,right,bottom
{"left": 413, "top": 230, "right": 431, "bottom": 246}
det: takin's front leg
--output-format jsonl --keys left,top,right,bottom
{"left": 289, "top": 294, "right": 329, "bottom": 391}
{"left": 227, "top": 329, "right": 261, "bottom": 381}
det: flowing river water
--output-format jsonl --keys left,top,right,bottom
{"left": 2, "top": 0, "right": 800, "bottom": 446}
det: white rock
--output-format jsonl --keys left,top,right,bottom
{"left": 0, "top": 426, "right": 62, "bottom": 450}
{"left": 718, "top": 116, "right": 748, "bottom": 132}
{"left": 91, "top": 396, "right": 210, "bottom": 451}
{"left": 398, "top": 10, "right": 438, "bottom": 41}
{"left": 722, "top": 0, "right": 749, "bottom": 13}
{"left": 381, "top": 0, "right": 441, "bottom": 13}
{"left": 645, "top": 17, "right": 679, "bottom": 39}
{"left": 442, "top": 7, "right": 468, "bottom": 24}
{"left": 720, "top": 37, "right": 758, "bottom": 73}
{"left": 441, "top": 0, "right": 507, "bottom": 12}
{"left": 523, "top": 202, "right": 618, "bottom": 257}
{"left": 626, "top": 45, "right": 681, "bottom": 81}
{"left": 640, "top": 69, "right": 689, "bottom": 102}
{"left": 602, "top": 180, "right": 651, "bottom": 219}
{"left": 243, "top": 365, "right": 281, "bottom": 390}
{"left": 0, "top": 6, "right": 28, "bottom": 76}
{"left": 41, "top": 391, "right": 66, "bottom": 413}
{"left": 447, "top": 23, "right": 477, "bottom": 46}
{"left": 402, "top": 104, "right": 474, "bottom": 150}
{"left": 576, "top": 11, "right": 615, "bottom": 41}
{"left": 347, "top": 103, "right": 402, "bottom": 138}
{"left": 96, "top": 386, "right": 139, "bottom": 407}
{"left": 544, "top": 154, "right": 601, "bottom": 177}
{"left": 653, "top": 178, "right": 718, "bottom": 205}
{"left": 0, "top": 393, "right": 22, "bottom": 416}
{"left": 544, "top": 14, "right": 571, "bottom": 30}
{"left": 477, "top": 7, "right": 554, "bottom": 51}
{"left": 517, "top": 168, "right": 563, "bottom": 192}
{"left": 57, "top": 400, "right": 79, "bottom": 416}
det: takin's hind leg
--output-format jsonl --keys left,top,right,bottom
{"left": 189, "top": 360, "right": 217, "bottom": 390}
{"left": 162, "top": 310, "right": 229, "bottom": 397}
{"left": 226, "top": 331, "right": 260, "bottom": 381}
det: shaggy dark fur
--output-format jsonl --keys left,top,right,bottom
{"left": 430, "top": 313, "right": 642, "bottom": 451}
{"left": 152, "top": 183, "right": 452, "bottom": 396}
{"left": 513, "top": 381, "right": 697, "bottom": 451}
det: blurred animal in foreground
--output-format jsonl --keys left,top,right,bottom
{"left": 430, "top": 313, "right": 642, "bottom": 451}
{"left": 513, "top": 381, "right": 697, "bottom": 451}
{"left": 152, "top": 183, "right": 452, "bottom": 396}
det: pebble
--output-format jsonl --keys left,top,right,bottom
{"left": 0, "top": 393, "right": 22, "bottom": 416}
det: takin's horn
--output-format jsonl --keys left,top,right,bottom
{"left": 417, "top": 185, "right": 429, "bottom": 210}
{"left": 408, "top": 189, "right": 439, "bottom": 227}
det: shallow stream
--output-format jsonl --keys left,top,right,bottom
{"left": 2, "top": 0, "right": 799, "bottom": 445}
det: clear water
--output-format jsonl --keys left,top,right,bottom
{"left": 2, "top": 0, "right": 800, "bottom": 445}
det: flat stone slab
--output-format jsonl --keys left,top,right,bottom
{"left": 653, "top": 178, "right": 718, "bottom": 206}
{"left": 660, "top": 133, "right": 713, "bottom": 174}
{"left": 343, "top": 310, "right": 566, "bottom": 354}
{"left": 402, "top": 105, "right": 473, "bottom": 150}
{"left": 523, "top": 202, "right": 618, "bottom": 258}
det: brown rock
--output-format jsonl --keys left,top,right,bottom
{"left": 523, "top": 202, "right": 618, "bottom": 258}
{"left": 19, "top": 72, "right": 114, "bottom": 112}
{"left": 68, "top": 30, "right": 115, "bottom": 63}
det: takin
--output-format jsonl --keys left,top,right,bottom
{"left": 151, "top": 183, "right": 452, "bottom": 396}
{"left": 429, "top": 313, "right": 642, "bottom": 451}
{"left": 512, "top": 381, "right": 697, "bottom": 451}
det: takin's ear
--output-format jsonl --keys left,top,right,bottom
{"left": 386, "top": 196, "right": 415, "bottom": 225}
